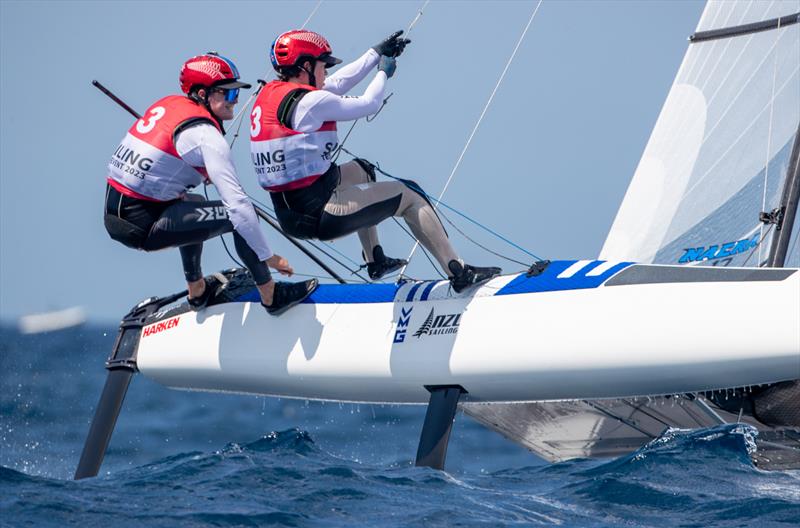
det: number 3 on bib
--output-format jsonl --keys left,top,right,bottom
{"left": 250, "top": 106, "right": 262, "bottom": 137}
{"left": 136, "top": 106, "right": 166, "bottom": 134}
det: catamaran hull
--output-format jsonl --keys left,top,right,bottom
{"left": 136, "top": 261, "right": 800, "bottom": 404}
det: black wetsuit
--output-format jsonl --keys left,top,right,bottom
{"left": 104, "top": 184, "right": 270, "bottom": 284}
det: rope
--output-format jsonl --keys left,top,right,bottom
{"left": 245, "top": 193, "right": 362, "bottom": 269}
{"left": 742, "top": 224, "right": 774, "bottom": 267}
{"left": 300, "top": 0, "right": 323, "bottom": 29}
{"left": 436, "top": 208, "right": 531, "bottom": 268}
{"left": 391, "top": 218, "right": 447, "bottom": 279}
{"left": 361, "top": 156, "right": 543, "bottom": 262}
{"left": 332, "top": 0, "right": 430, "bottom": 162}
{"left": 406, "top": 0, "right": 430, "bottom": 34}
{"left": 401, "top": 0, "right": 544, "bottom": 270}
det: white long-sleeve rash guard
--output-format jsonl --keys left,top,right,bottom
{"left": 175, "top": 124, "right": 273, "bottom": 261}
{"left": 291, "top": 49, "right": 386, "bottom": 132}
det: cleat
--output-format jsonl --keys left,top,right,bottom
{"left": 366, "top": 245, "right": 407, "bottom": 280}
{"left": 448, "top": 260, "right": 501, "bottom": 293}
{"left": 262, "top": 278, "right": 318, "bottom": 316}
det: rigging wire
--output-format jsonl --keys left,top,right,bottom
{"left": 400, "top": 0, "right": 544, "bottom": 272}
{"left": 339, "top": 146, "right": 543, "bottom": 263}
{"left": 245, "top": 194, "right": 372, "bottom": 282}
{"left": 436, "top": 208, "right": 531, "bottom": 268}
{"left": 758, "top": 16, "right": 782, "bottom": 264}
{"left": 289, "top": 271, "right": 369, "bottom": 283}
{"left": 228, "top": 0, "right": 324, "bottom": 148}
{"left": 380, "top": 167, "right": 543, "bottom": 262}
{"left": 390, "top": 218, "right": 448, "bottom": 279}
{"left": 406, "top": 0, "right": 430, "bottom": 33}
{"left": 334, "top": 147, "right": 542, "bottom": 268}
{"left": 300, "top": 0, "right": 323, "bottom": 29}
{"left": 331, "top": 92, "right": 394, "bottom": 164}
{"left": 332, "top": 0, "right": 429, "bottom": 163}
{"left": 245, "top": 193, "right": 361, "bottom": 270}
{"left": 365, "top": 93, "right": 393, "bottom": 122}
{"left": 742, "top": 223, "right": 774, "bottom": 267}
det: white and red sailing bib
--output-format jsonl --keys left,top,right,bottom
{"left": 107, "top": 95, "right": 219, "bottom": 201}
{"left": 250, "top": 81, "right": 338, "bottom": 192}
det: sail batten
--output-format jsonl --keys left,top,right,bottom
{"left": 691, "top": 12, "right": 799, "bottom": 43}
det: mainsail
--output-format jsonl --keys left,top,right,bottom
{"left": 601, "top": 0, "right": 800, "bottom": 267}
{"left": 463, "top": 0, "right": 800, "bottom": 469}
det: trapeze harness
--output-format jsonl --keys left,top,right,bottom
{"left": 105, "top": 95, "right": 272, "bottom": 284}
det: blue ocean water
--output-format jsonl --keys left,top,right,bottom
{"left": 1, "top": 324, "right": 798, "bottom": 527}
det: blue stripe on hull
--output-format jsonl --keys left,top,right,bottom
{"left": 419, "top": 281, "right": 439, "bottom": 301}
{"left": 234, "top": 282, "right": 401, "bottom": 304}
{"left": 233, "top": 261, "right": 633, "bottom": 305}
{"left": 495, "top": 261, "right": 633, "bottom": 296}
{"left": 405, "top": 282, "right": 423, "bottom": 302}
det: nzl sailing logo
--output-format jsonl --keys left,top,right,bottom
{"left": 392, "top": 307, "right": 464, "bottom": 343}
{"left": 412, "top": 308, "right": 462, "bottom": 338}
{"left": 678, "top": 234, "right": 759, "bottom": 264}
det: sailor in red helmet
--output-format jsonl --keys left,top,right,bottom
{"left": 251, "top": 31, "right": 501, "bottom": 291}
{"left": 104, "top": 52, "right": 317, "bottom": 314}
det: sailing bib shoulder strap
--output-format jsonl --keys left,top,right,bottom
{"left": 250, "top": 81, "right": 338, "bottom": 192}
{"left": 107, "top": 95, "right": 220, "bottom": 201}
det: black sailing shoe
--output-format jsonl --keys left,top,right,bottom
{"left": 448, "top": 260, "right": 502, "bottom": 293}
{"left": 187, "top": 275, "right": 224, "bottom": 311}
{"left": 262, "top": 278, "right": 318, "bottom": 316}
{"left": 366, "top": 245, "right": 407, "bottom": 280}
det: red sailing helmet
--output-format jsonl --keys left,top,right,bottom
{"left": 179, "top": 52, "right": 252, "bottom": 94}
{"left": 270, "top": 30, "right": 343, "bottom": 71}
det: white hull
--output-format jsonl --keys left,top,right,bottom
{"left": 136, "top": 261, "right": 800, "bottom": 404}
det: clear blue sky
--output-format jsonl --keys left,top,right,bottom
{"left": 0, "top": 0, "right": 705, "bottom": 321}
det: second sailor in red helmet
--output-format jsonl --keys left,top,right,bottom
{"left": 251, "top": 31, "right": 501, "bottom": 292}
{"left": 104, "top": 52, "right": 317, "bottom": 314}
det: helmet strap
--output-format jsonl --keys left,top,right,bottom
{"left": 301, "top": 60, "right": 317, "bottom": 89}
{"left": 189, "top": 87, "right": 226, "bottom": 133}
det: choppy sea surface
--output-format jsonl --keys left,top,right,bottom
{"left": 1, "top": 323, "right": 798, "bottom": 527}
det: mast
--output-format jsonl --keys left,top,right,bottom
{"left": 766, "top": 122, "right": 800, "bottom": 267}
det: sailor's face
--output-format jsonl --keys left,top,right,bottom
{"left": 207, "top": 89, "right": 236, "bottom": 120}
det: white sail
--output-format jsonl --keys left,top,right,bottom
{"left": 601, "top": 0, "right": 800, "bottom": 267}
